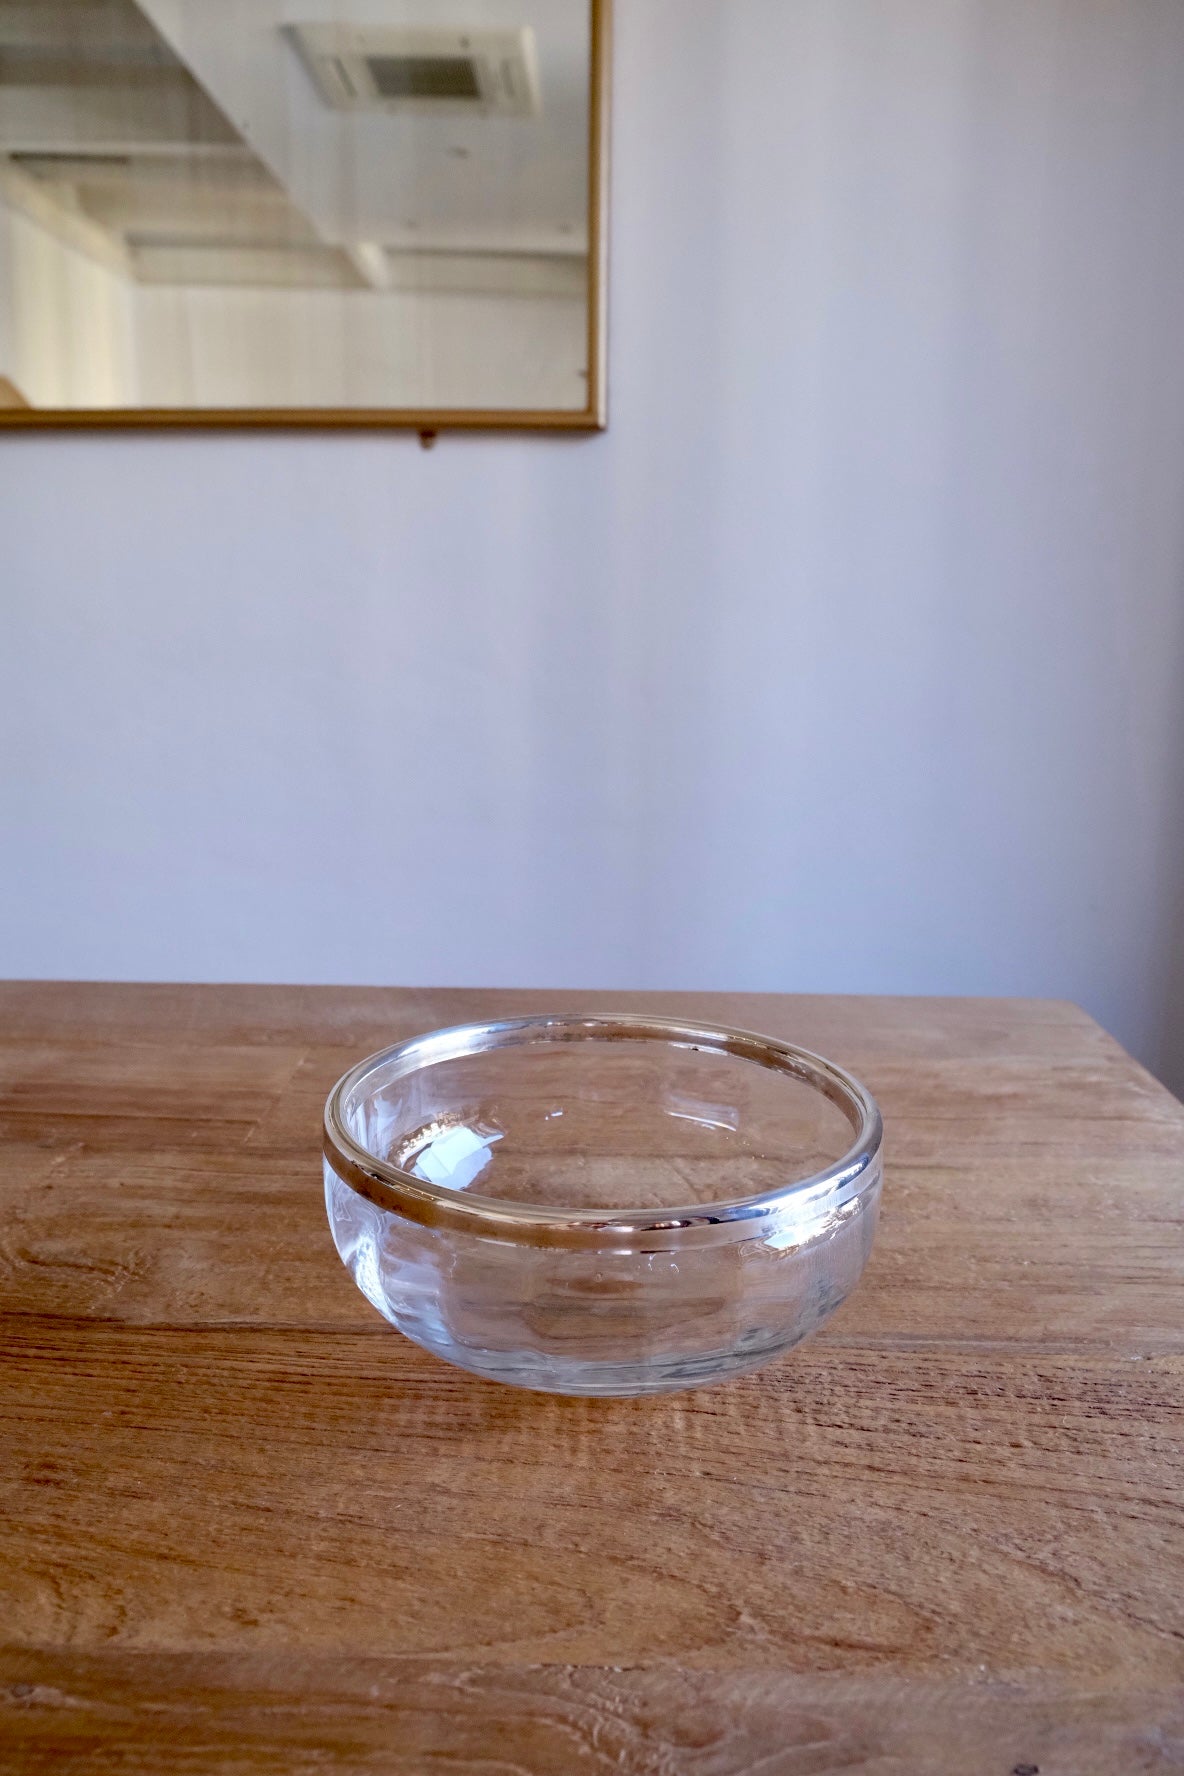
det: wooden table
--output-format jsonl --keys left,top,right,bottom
{"left": 2, "top": 984, "right": 1182, "bottom": 1774}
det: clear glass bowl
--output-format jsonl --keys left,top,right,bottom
{"left": 322, "top": 1014, "right": 883, "bottom": 1396}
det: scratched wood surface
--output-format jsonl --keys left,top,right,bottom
{"left": 1, "top": 982, "right": 1181, "bottom": 1774}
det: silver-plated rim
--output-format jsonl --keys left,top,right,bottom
{"left": 323, "top": 1014, "right": 883, "bottom": 1250}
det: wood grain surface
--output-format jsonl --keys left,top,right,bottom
{"left": 1, "top": 983, "right": 1181, "bottom": 1773}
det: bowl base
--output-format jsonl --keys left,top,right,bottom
{"left": 393, "top": 1325, "right": 811, "bottom": 1396}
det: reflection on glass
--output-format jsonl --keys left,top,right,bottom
{"left": 409, "top": 1121, "right": 503, "bottom": 1190}
{"left": 0, "top": 0, "right": 593, "bottom": 413}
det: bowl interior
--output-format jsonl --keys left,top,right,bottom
{"left": 342, "top": 1026, "right": 856, "bottom": 1212}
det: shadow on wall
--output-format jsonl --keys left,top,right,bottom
{"left": 1154, "top": 565, "right": 1184, "bottom": 1100}
{"left": 1157, "top": 916, "right": 1184, "bottom": 1103}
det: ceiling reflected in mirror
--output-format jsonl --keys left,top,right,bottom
{"left": 0, "top": 0, "right": 608, "bottom": 427}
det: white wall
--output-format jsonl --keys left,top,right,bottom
{"left": 0, "top": 182, "right": 586, "bottom": 412}
{"left": 3, "top": 0, "right": 1184, "bottom": 1091}
{"left": 0, "top": 199, "right": 136, "bottom": 406}
{"left": 134, "top": 282, "right": 587, "bottom": 409}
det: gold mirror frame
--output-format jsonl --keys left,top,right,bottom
{"left": 0, "top": 0, "right": 609, "bottom": 436}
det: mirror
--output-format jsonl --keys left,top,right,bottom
{"left": 0, "top": 0, "right": 608, "bottom": 429}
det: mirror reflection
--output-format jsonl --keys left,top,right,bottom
{"left": 0, "top": 0, "right": 599, "bottom": 418}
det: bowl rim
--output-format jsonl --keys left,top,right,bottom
{"left": 322, "top": 1013, "right": 883, "bottom": 1250}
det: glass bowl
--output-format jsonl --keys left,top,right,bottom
{"left": 322, "top": 1014, "right": 883, "bottom": 1397}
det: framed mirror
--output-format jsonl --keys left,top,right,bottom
{"left": 0, "top": 0, "right": 608, "bottom": 431}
